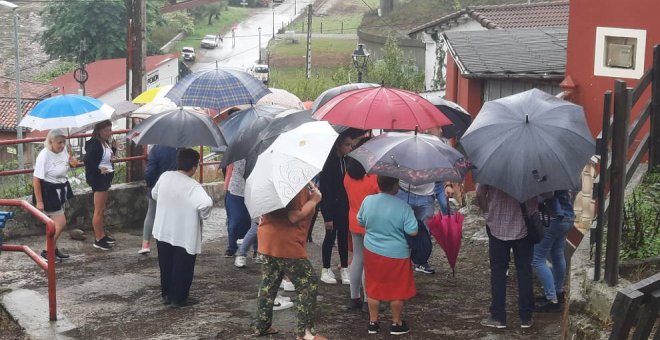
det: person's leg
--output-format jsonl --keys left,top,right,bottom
{"left": 349, "top": 233, "right": 365, "bottom": 300}
{"left": 336, "top": 217, "right": 349, "bottom": 268}
{"left": 45, "top": 213, "right": 66, "bottom": 250}
{"left": 487, "top": 227, "right": 510, "bottom": 324}
{"left": 390, "top": 300, "right": 404, "bottom": 324}
{"left": 255, "top": 255, "right": 284, "bottom": 335}
{"left": 238, "top": 221, "right": 258, "bottom": 257}
{"left": 156, "top": 240, "right": 174, "bottom": 301}
{"left": 532, "top": 225, "right": 557, "bottom": 300}
{"left": 224, "top": 192, "right": 241, "bottom": 254}
{"left": 235, "top": 196, "right": 252, "bottom": 241}
{"left": 367, "top": 297, "right": 380, "bottom": 322}
{"left": 550, "top": 219, "right": 572, "bottom": 297}
{"left": 513, "top": 238, "right": 534, "bottom": 323}
{"left": 169, "top": 245, "right": 197, "bottom": 304}
{"left": 284, "top": 258, "right": 318, "bottom": 338}
{"left": 141, "top": 195, "right": 157, "bottom": 248}
{"left": 321, "top": 227, "right": 338, "bottom": 268}
{"left": 92, "top": 191, "right": 108, "bottom": 241}
{"left": 307, "top": 206, "right": 318, "bottom": 242}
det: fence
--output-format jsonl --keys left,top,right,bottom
{"left": 591, "top": 44, "right": 660, "bottom": 286}
{"left": 608, "top": 272, "right": 660, "bottom": 339}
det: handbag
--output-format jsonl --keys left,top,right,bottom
{"left": 406, "top": 219, "right": 433, "bottom": 265}
{"left": 519, "top": 202, "right": 548, "bottom": 244}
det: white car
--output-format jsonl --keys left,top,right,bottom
{"left": 201, "top": 34, "right": 220, "bottom": 49}
{"left": 182, "top": 47, "right": 196, "bottom": 62}
{"left": 250, "top": 64, "right": 270, "bottom": 84}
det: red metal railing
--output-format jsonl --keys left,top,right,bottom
{"left": 0, "top": 199, "right": 57, "bottom": 321}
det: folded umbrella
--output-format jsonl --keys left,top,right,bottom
{"left": 129, "top": 108, "right": 227, "bottom": 148}
{"left": 427, "top": 207, "right": 464, "bottom": 277}
{"left": 19, "top": 94, "right": 114, "bottom": 131}
{"left": 460, "top": 88, "right": 596, "bottom": 202}
{"left": 244, "top": 120, "right": 338, "bottom": 218}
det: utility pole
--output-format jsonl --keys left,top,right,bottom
{"left": 294, "top": 0, "right": 296, "bottom": 15}
{"left": 305, "top": 4, "right": 312, "bottom": 79}
{"left": 78, "top": 39, "right": 87, "bottom": 95}
{"left": 272, "top": 6, "right": 275, "bottom": 39}
{"left": 126, "top": 0, "right": 146, "bottom": 182}
{"left": 258, "top": 27, "right": 262, "bottom": 64}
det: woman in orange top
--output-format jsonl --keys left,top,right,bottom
{"left": 254, "top": 182, "right": 327, "bottom": 340}
{"left": 344, "top": 151, "right": 379, "bottom": 311}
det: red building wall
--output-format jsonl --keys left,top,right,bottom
{"left": 565, "top": 0, "right": 658, "bottom": 136}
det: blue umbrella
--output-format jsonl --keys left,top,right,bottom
{"left": 166, "top": 68, "right": 270, "bottom": 109}
{"left": 18, "top": 94, "right": 114, "bottom": 131}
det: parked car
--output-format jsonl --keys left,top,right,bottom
{"left": 249, "top": 64, "right": 270, "bottom": 84}
{"left": 182, "top": 47, "right": 196, "bottom": 62}
{"left": 201, "top": 34, "right": 220, "bottom": 49}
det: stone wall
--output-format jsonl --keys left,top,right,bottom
{"left": 2, "top": 181, "right": 224, "bottom": 239}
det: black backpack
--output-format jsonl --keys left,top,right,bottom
{"left": 406, "top": 219, "right": 432, "bottom": 265}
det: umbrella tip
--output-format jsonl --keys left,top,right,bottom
{"left": 525, "top": 114, "right": 529, "bottom": 124}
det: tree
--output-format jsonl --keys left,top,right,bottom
{"left": 365, "top": 36, "right": 425, "bottom": 92}
{"left": 190, "top": 1, "right": 225, "bottom": 26}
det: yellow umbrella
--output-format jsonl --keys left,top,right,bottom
{"left": 132, "top": 85, "right": 173, "bottom": 104}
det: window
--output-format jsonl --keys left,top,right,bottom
{"left": 594, "top": 27, "right": 646, "bottom": 79}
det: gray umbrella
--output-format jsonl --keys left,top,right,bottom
{"left": 129, "top": 108, "right": 227, "bottom": 148}
{"left": 460, "top": 88, "right": 596, "bottom": 202}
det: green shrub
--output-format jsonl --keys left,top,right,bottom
{"left": 621, "top": 170, "right": 660, "bottom": 260}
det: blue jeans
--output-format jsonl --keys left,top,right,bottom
{"left": 225, "top": 192, "right": 251, "bottom": 252}
{"left": 487, "top": 226, "right": 534, "bottom": 324}
{"left": 434, "top": 182, "right": 449, "bottom": 215}
{"left": 532, "top": 217, "right": 573, "bottom": 301}
{"left": 238, "top": 221, "right": 258, "bottom": 257}
{"left": 396, "top": 189, "right": 435, "bottom": 222}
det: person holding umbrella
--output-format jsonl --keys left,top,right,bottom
{"left": 84, "top": 120, "right": 117, "bottom": 251}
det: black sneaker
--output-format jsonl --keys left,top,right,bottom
{"left": 534, "top": 300, "right": 561, "bottom": 313}
{"left": 367, "top": 321, "right": 380, "bottom": 334}
{"left": 161, "top": 296, "right": 171, "bottom": 305}
{"left": 93, "top": 239, "right": 113, "bottom": 251}
{"left": 348, "top": 298, "right": 362, "bottom": 310}
{"left": 101, "top": 235, "right": 116, "bottom": 244}
{"left": 520, "top": 319, "right": 533, "bottom": 329}
{"left": 170, "top": 297, "right": 198, "bottom": 308}
{"left": 389, "top": 320, "right": 410, "bottom": 335}
{"left": 223, "top": 249, "right": 236, "bottom": 258}
{"left": 40, "top": 250, "right": 48, "bottom": 260}
{"left": 414, "top": 263, "right": 436, "bottom": 274}
{"left": 55, "top": 248, "right": 70, "bottom": 259}
{"left": 480, "top": 316, "right": 506, "bottom": 329}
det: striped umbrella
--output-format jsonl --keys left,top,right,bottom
{"left": 166, "top": 68, "right": 270, "bottom": 109}
{"left": 19, "top": 94, "right": 114, "bottom": 131}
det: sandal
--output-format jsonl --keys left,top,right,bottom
{"left": 255, "top": 328, "right": 279, "bottom": 336}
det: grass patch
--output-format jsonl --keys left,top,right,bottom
{"left": 621, "top": 169, "right": 660, "bottom": 260}
{"left": 173, "top": 7, "right": 250, "bottom": 53}
{"left": 286, "top": 0, "right": 377, "bottom": 34}
{"left": 269, "top": 38, "right": 356, "bottom": 65}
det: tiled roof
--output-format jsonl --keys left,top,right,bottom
{"left": 0, "top": 77, "right": 59, "bottom": 99}
{"left": 49, "top": 53, "right": 179, "bottom": 98}
{"left": 0, "top": 98, "right": 40, "bottom": 132}
{"left": 409, "top": 1, "right": 568, "bottom": 35}
{"left": 444, "top": 28, "right": 567, "bottom": 79}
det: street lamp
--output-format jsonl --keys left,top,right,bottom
{"left": 258, "top": 26, "right": 262, "bottom": 64}
{"left": 0, "top": 0, "right": 23, "bottom": 169}
{"left": 352, "top": 43, "right": 370, "bottom": 83}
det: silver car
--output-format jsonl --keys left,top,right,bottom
{"left": 201, "top": 34, "right": 220, "bottom": 49}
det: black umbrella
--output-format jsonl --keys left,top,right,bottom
{"left": 311, "top": 83, "right": 379, "bottom": 113}
{"left": 219, "top": 105, "right": 287, "bottom": 143}
{"left": 418, "top": 92, "right": 472, "bottom": 139}
{"left": 129, "top": 108, "right": 227, "bottom": 148}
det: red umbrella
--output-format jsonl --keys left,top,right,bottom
{"left": 427, "top": 207, "right": 464, "bottom": 277}
{"left": 312, "top": 86, "right": 452, "bottom": 130}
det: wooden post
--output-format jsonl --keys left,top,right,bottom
{"left": 128, "top": 0, "right": 146, "bottom": 182}
{"left": 594, "top": 90, "right": 612, "bottom": 282}
{"left": 605, "top": 80, "right": 630, "bottom": 286}
{"left": 650, "top": 44, "right": 660, "bottom": 170}
{"left": 305, "top": 4, "right": 312, "bottom": 79}
{"left": 341, "top": 21, "right": 343, "bottom": 34}
{"left": 320, "top": 22, "right": 322, "bottom": 33}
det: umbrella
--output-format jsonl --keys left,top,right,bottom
{"left": 129, "top": 108, "right": 227, "bottom": 148}
{"left": 19, "top": 94, "right": 114, "bottom": 131}
{"left": 312, "top": 86, "right": 452, "bottom": 130}
{"left": 256, "top": 88, "right": 304, "bottom": 109}
{"left": 166, "top": 68, "right": 270, "bottom": 109}
{"left": 427, "top": 208, "right": 464, "bottom": 277}
{"left": 418, "top": 92, "right": 472, "bottom": 139}
{"left": 244, "top": 120, "right": 338, "bottom": 218}
{"left": 70, "top": 101, "right": 140, "bottom": 134}
{"left": 220, "top": 109, "right": 314, "bottom": 169}
{"left": 347, "top": 132, "right": 471, "bottom": 185}
{"left": 218, "top": 105, "right": 287, "bottom": 143}
{"left": 311, "top": 83, "right": 379, "bottom": 112}
{"left": 132, "top": 85, "right": 173, "bottom": 104}
{"left": 460, "top": 88, "right": 596, "bottom": 202}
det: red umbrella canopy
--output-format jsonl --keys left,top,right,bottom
{"left": 312, "top": 86, "right": 452, "bottom": 130}
{"left": 427, "top": 210, "right": 464, "bottom": 277}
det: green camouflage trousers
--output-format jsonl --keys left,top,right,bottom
{"left": 254, "top": 255, "right": 318, "bottom": 337}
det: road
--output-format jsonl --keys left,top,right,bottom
{"left": 192, "top": 1, "right": 312, "bottom": 72}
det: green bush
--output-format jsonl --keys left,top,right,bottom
{"left": 621, "top": 170, "right": 660, "bottom": 260}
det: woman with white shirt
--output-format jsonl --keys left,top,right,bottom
{"left": 32, "top": 129, "right": 76, "bottom": 260}
{"left": 152, "top": 148, "right": 213, "bottom": 308}
{"left": 84, "top": 120, "right": 116, "bottom": 251}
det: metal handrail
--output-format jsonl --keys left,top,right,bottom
{"left": 0, "top": 199, "right": 57, "bottom": 321}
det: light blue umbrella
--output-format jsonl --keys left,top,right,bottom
{"left": 460, "top": 89, "right": 596, "bottom": 202}
{"left": 18, "top": 94, "right": 114, "bottom": 131}
{"left": 166, "top": 68, "right": 270, "bottom": 109}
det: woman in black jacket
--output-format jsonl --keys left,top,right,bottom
{"left": 84, "top": 120, "right": 116, "bottom": 251}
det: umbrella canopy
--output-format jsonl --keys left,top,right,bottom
{"left": 347, "top": 132, "right": 470, "bottom": 185}
{"left": 312, "top": 86, "right": 452, "bottom": 130}
{"left": 132, "top": 85, "right": 174, "bottom": 104}
{"left": 461, "top": 88, "right": 596, "bottom": 202}
{"left": 244, "top": 121, "right": 338, "bottom": 218}
{"left": 311, "top": 83, "right": 379, "bottom": 112}
{"left": 256, "top": 88, "right": 304, "bottom": 109}
{"left": 70, "top": 101, "right": 140, "bottom": 134}
{"left": 219, "top": 105, "right": 287, "bottom": 143}
{"left": 427, "top": 209, "right": 464, "bottom": 277}
{"left": 19, "top": 94, "right": 114, "bottom": 131}
{"left": 129, "top": 108, "right": 227, "bottom": 148}
{"left": 418, "top": 92, "right": 472, "bottom": 139}
{"left": 166, "top": 68, "right": 270, "bottom": 109}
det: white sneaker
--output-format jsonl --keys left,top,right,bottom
{"left": 320, "top": 268, "right": 337, "bottom": 284}
{"left": 340, "top": 267, "right": 350, "bottom": 285}
{"left": 234, "top": 255, "right": 247, "bottom": 268}
{"left": 273, "top": 295, "right": 294, "bottom": 311}
{"left": 236, "top": 238, "right": 243, "bottom": 245}
{"left": 278, "top": 295, "right": 291, "bottom": 302}
{"left": 281, "top": 280, "right": 295, "bottom": 292}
